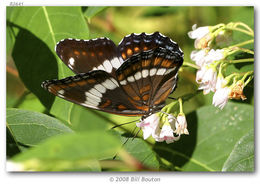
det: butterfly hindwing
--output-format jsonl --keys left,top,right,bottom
{"left": 118, "top": 32, "right": 183, "bottom": 62}
{"left": 116, "top": 47, "right": 183, "bottom": 113}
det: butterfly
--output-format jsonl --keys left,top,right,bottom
{"left": 41, "top": 32, "right": 183, "bottom": 119}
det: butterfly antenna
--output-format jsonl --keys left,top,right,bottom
{"left": 110, "top": 119, "right": 140, "bottom": 129}
{"left": 112, "top": 126, "right": 137, "bottom": 160}
{"left": 132, "top": 127, "right": 142, "bottom": 141}
{"left": 168, "top": 97, "right": 177, "bottom": 100}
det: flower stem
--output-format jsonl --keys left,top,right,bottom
{"left": 227, "top": 27, "right": 254, "bottom": 37}
{"left": 229, "top": 39, "right": 254, "bottom": 48}
{"left": 225, "top": 58, "right": 254, "bottom": 64}
{"left": 234, "top": 22, "right": 254, "bottom": 34}
{"left": 183, "top": 62, "right": 200, "bottom": 69}
{"left": 178, "top": 98, "right": 183, "bottom": 114}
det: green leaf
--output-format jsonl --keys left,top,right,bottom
{"left": 154, "top": 102, "right": 254, "bottom": 171}
{"left": 8, "top": 6, "right": 89, "bottom": 123}
{"left": 222, "top": 130, "right": 254, "bottom": 171}
{"left": 6, "top": 108, "right": 73, "bottom": 147}
{"left": 84, "top": 6, "right": 107, "bottom": 19}
{"left": 12, "top": 131, "right": 121, "bottom": 162}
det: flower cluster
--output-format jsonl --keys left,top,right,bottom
{"left": 188, "top": 23, "right": 254, "bottom": 109}
{"left": 136, "top": 112, "right": 188, "bottom": 144}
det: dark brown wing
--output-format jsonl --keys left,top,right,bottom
{"left": 41, "top": 70, "right": 145, "bottom": 116}
{"left": 118, "top": 32, "right": 183, "bottom": 61}
{"left": 55, "top": 38, "right": 123, "bottom": 76}
{"left": 115, "top": 47, "right": 183, "bottom": 116}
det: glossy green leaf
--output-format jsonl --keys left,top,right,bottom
{"left": 8, "top": 6, "right": 89, "bottom": 122}
{"left": 154, "top": 102, "right": 254, "bottom": 171}
{"left": 13, "top": 131, "right": 121, "bottom": 162}
{"left": 6, "top": 108, "right": 73, "bottom": 146}
{"left": 222, "top": 130, "right": 254, "bottom": 171}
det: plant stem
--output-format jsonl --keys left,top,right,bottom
{"left": 227, "top": 27, "right": 254, "bottom": 37}
{"left": 178, "top": 98, "right": 183, "bottom": 113}
{"left": 234, "top": 22, "right": 254, "bottom": 34}
{"left": 229, "top": 39, "right": 254, "bottom": 48}
{"left": 225, "top": 58, "right": 254, "bottom": 64}
{"left": 183, "top": 62, "right": 200, "bottom": 69}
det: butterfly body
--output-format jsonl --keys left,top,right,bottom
{"left": 42, "top": 32, "right": 183, "bottom": 119}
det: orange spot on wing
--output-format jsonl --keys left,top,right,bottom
{"left": 76, "top": 81, "right": 87, "bottom": 86}
{"left": 154, "top": 88, "right": 172, "bottom": 105}
{"left": 100, "top": 99, "right": 111, "bottom": 108}
{"left": 122, "top": 52, "right": 126, "bottom": 60}
{"left": 98, "top": 52, "right": 103, "bottom": 56}
{"left": 74, "top": 50, "right": 80, "bottom": 55}
{"left": 134, "top": 47, "right": 140, "bottom": 52}
{"left": 87, "top": 79, "right": 96, "bottom": 84}
{"left": 142, "top": 94, "right": 149, "bottom": 101}
{"left": 82, "top": 51, "right": 87, "bottom": 56}
{"left": 139, "top": 85, "right": 151, "bottom": 94}
{"left": 118, "top": 73, "right": 124, "bottom": 81}
{"left": 133, "top": 96, "right": 141, "bottom": 101}
{"left": 142, "top": 59, "right": 151, "bottom": 67}
{"left": 118, "top": 104, "right": 127, "bottom": 110}
{"left": 154, "top": 57, "right": 162, "bottom": 66}
{"left": 91, "top": 52, "right": 95, "bottom": 57}
{"left": 127, "top": 48, "right": 133, "bottom": 56}
{"left": 161, "top": 59, "right": 172, "bottom": 68}
{"left": 143, "top": 46, "right": 148, "bottom": 51}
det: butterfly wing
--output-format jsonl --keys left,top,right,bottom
{"left": 116, "top": 46, "right": 183, "bottom": 114}
{"left": 56, "top": 38, "right": 123, "bottom": 76}
{"left": 41, "top": 70, "right": 146, "bottom": 116}
{"left": 118, "top": 32, "right": 183, "bottom": 61}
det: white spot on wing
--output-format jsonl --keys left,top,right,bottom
{"left": 85, "top": 98, "right": 99, "bottom": 106}
{"left": 120, "top": 80, "right": 127, "bottom": 85}
{"left": 69, "top": 57, "right": 75, "bottom": 66}
{"left": 149, "top": 68, "right": 157, "bottom": 76}
{"left": 103, "top": 60, "right": 113, "bottom": 73}
{"left": 102, "top": 79, "right": 117, "bottom": 90}
{"left": 97, "top": 64, "right": 106, "bottom": 71}
{"left": 165, "top": 68, "right": 174, "bottom": 75}
{"left": 111, "top": 57, "right": 122, "bottom": 69}
{"left": 134, "top": 71, "right": 142, "bottom": 80}
{"left": 94, "top": 84, "right": 106, "bottom": 93}
{"left": 85, "top": 92, "right": 101, "bottom": 102}
{"left": 142, "top": 69, "right": 149, "bottom": 78}
{"left": 127, "top": 76, "right": 135, "bottom": 82}
{"left": 58, "top": 89, "right": 65, "bottom": 95}
{"left": 156, "top": 68, "right": 166, "bottom": 75}
{"left": 88, "top": 88, "right": 102, "bottom": 97}
{"left": 110, "top": 78, "right": 119, "bottom": 87}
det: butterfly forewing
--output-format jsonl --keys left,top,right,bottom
{"left": 42, "top": 70, "right": 146, "bottom": 116}
{"left": 56, "top": 38, "right": 122, "bottom": 76}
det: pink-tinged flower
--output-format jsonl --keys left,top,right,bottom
{"left": 136, "top": 114, "right": 160, "bottom": 140}
{"left": 188, "top": 24, "right": 212, "bottom": 49}
{"left": 190, "top": 49, "right": 208, "bottom": 67}
{"left": 175, "top": 114, "right": 189, "bottom": 135}
{"left": 213, "top": 86, "right": 231, "bottom": 109}
{"left": 204, "top": 49, "right": 225, "bottom": 64}
{"left": 197, "top": 67, "right": 217, "bottom": 94}
{"left": 154, "top": 125, "right": 180, "bottom": 144}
